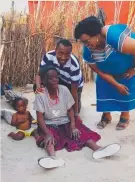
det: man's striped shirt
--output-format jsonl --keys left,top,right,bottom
{"left": 40, "top": 50, "right": 83, "bottom": 88}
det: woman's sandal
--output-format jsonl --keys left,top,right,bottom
{"left": 97, "top": 115, "right": 112, "bottom": 129}
{"left": 38, "top": 157, "right": 65, "bottom": 169}
{"left": 116, "top": 118, "right": 130, "bottom": 130}
{"left": 93, "top": 143, "right": 121, "bottom": 159}
{"left": 36, "top": 136, "right": 44, "bottom": 148}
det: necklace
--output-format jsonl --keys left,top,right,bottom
{"left": 46, "top": 88, "right": 59, "bottom": 106}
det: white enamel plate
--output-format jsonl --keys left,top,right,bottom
{"left": 38, "top": 157, "right": 65, "bottom": 169}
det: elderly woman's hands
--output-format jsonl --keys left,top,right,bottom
{"left": 70, "top": 126, "right": 81, "bottom": 140}
{"left": 44, "top": 133, "right": 55, "bottom": 148}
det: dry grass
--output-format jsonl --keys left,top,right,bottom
{"left": 1, "top": 1, "right": 98, "bottom": 86}
{"left": 1, "top": 13, "right": 45, "bottom": 86}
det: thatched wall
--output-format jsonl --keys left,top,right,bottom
{"left": 1, "top": 2, "right": 97, "bottom": 86}
{"left": 1, "top": 1, "right": 135, "bottom": 86}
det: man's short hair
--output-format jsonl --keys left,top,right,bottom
{"left": 56, "top": 39, "right": 72, "bottom": 49}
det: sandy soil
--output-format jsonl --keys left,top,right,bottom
{"left": 1, "top": 83, "right": 135, "bottom": 182}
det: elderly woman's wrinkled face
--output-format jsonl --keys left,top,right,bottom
{"left": 46, "top": 70, "right": 59, "bottom": 89}
{"left": 80, "top": 34, "right": 99, "bottom": 50}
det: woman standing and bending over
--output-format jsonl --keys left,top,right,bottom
{"left": 74, "top": 16, "right": 135, "bottom": 130}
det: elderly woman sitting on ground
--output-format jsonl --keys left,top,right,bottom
{"left": 33, "top": 65, "right": 120, "bottom": 169}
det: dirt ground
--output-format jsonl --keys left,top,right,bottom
{"left": 1, "top": 83, "right": 135, "bottom": 182}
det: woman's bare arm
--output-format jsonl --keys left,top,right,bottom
{"left": 67, "top": 107, "right": 76, "bottom": 128}
{"left": 89, "top": 64, "right": 129, "bottom": 95}
{"left": 90, "top": 64, "right": 120, "bottom": 87}
{"left": 122, "top": 36, "right": 135, "bottom": 55}
{"left": 36, "top": 111, "right": 50, "bottom": 135}
{"left": 35, "top": 68, "right": 42, "bottom": 88}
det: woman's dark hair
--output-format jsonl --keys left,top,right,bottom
{"left": 74, "top": 16, "right": 103, "bottom": 39}
{"left": 39, "top": 65, "right": 59, "bottom": 85}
